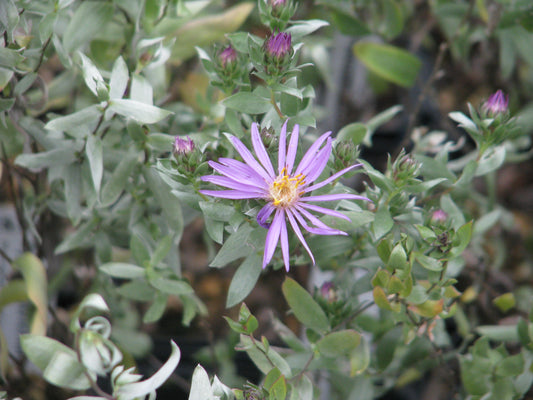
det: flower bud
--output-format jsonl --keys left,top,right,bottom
{"left": 431, "top": 209, "right": 448, "bottom": 224}
{"left": 333, "top": 140, "right": 359, "bottom": 170}
{"left": 483, "top": 90, "right": 509, "bottom": 116}
{"left": 320, "top": 281, "right": 338, "bottom": 303}
{"left": 263, "top": 32, "right": 293, "bottom": 75}
{"left": 260, "top": 126, "right": 278, "bottom": 150}
{"left": 219, "top": 45, "right": 238, "bottom": 70}
{"left": 265, "top": 32, "right": 292, "bottom": 60}
{"left": 173, "top": 136, "right": 195, "bottom": 157}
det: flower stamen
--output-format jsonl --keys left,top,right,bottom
{"left": 270, "top": 167, "right": 305, "bottom": 207}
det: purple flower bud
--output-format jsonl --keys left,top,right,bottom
{"left": 173, "top": 136, "right": 195, "bottom": 156}
{"left": 431, "top": 210, "right": 448, "bottom": 224}
{"left": 270, "top": 0, "right": 287, "bottom": 6}
{"left": 320, "top": 281, "right": 337, "bottom": 302}
{"left": 265, "top": 32, "right": 292, "bottom": 60}
{"left": 219, "top": 45, "right": 238, "bottom": 69}
{"left": 483, "top": 90, "right": 509, "bottom": 116}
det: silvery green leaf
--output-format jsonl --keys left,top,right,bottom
{"left": 109, "top": 99, "right": 172, "bottom": 124}
{"left": 109, "top": 56, "right": 129, "bottom": 99}
{"left": 116, "top": 341, "right": 181, "bottom": 400}
{"left": 77, "top": 53, "right": 107, "bottom": 99}
{"left": 188, "top": 365, "right": 213, "bottom": 400}
{"left": 86, "top": 135, "right": 103, "bottom": 194}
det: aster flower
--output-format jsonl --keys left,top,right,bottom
{"left": 200, "top": 122, "right": 370, "bottom": 271}
{"left": 483, "top": 90, "right": 509, "bottom": 116}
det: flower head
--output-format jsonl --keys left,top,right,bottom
{"left": 483, "top": 90, "right": 509, "bottom": 116}
{"left": 265, "top": 32, "right": 292, "bottom": 60}
{"left": 431, "top": 209, "right": 448, "bottom": 224}
{"left": 173, "top": 136, "right": 195, "bottom": 156}
{"left": 200, "top": 122, "right": 370, "bottom": 271}
{"left": 219, "top": 45, "right": 238, "bottom": 69}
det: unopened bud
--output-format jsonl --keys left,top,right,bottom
{"left": 173, "top": 136, "right": 195, "bottom": 156}
{"left": 483, "top": 90, "right": 509, "bottom": 116}
{"left": 431, "top": 209, "right": 448, "bottom": 224}
{"left": 219, "top": 45, "right": 238, "bottom": 69}
{"left": 265, "top": 32, "right": 292, "bottom": 60}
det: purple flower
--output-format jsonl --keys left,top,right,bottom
{"left": 265, "top": 32, "right": 292, "bottom": 60}
{"left": 270, "top": 0, "right": 287, "bottom": 6}
{"left": 173, "top": 136, "right": 195, "bottom": 156}
{"left": 483, "top": 90, "right": 509, "bottom": 115}
{"left": 200, "top": 122, "right": 370, "bottom": 271}
{"left": 219, "top": 45, "right": 238, "bottom": 69}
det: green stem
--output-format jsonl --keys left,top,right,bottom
{"left": 270, "top": 90, "right": 285, "bottom": 120}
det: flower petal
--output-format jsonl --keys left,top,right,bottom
{"left": 229, "top": 135, "right": 273, "bottom": 182}
{"left": 299, "top": 202, "right": 351, "bottom": 221}
{"left": 286, "top": 208, "right": 315, "bottom": 265}
{"left": 199, "top": 190, "right": 265, "bottom": 199}
{"left": 251, "top": 123, "right": 276, "bottom": 178}
{"left": 295, "top": 131, "right": 331, "bottom": 176}
{"left": 263, "top": 209, "right": 283, "bottom": 268}
{"left": 257, "top": 203, "right": 275, "bottom": 228}
{"left": 201, "top": 175, "right": 267, "bottom": 194}
{"left": 299, "top": 137, "right": 332, "bottom": 184}
{"left": 303, "top": 164, "right": 362, "bottom": 193}
{"left": 279, "top": 217, "right": 290, "bottom": 271}
{"left": 285, "top": 124, "right": 299, "bottom": 174}
{"left": 294, "top": 204, "right": 347, "bottom": 235}
{"left": 301, "top": 193, "right": 371, "bottom": 202}
{"left": 211, "top": 159, "right": 266, "bottom": 185}
{"left": 278, "top": 120, "right": 288, "bottom": 174}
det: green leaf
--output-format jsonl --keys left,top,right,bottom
{"left": 150, "top": 277, "right": 194, "bottom": 296}
{"left": 0, "top": 47, "right": 24, "bottom": 68}
{"left": 143, "top": 293, "right": 167, "bottom": 324}
{"left": 316, "top": 330, "right": 361, "bottom": 358}
{"left": 109, "top": 99, "right": 173, "bottom": 124}
{"left": 45, "top": 105, "right": 101, "bottom": 139}
{"left": 285, "top": 19, "right": 329, "bottom": 40}
{"left": 20, "top": 334, "right": 91, "bottom": 390}
{"left": 222, "top": 92, "right": 272, "bottom": 115}
{"left": 387, "top": 244, "right": 408, "bottom": 271}
{"left": 353, "top": 42, "right": 421, "bottom": 87}
{"left": 151, "top": 235, "right": 173, "bottom": 267}
{"left": 188, "top": 364, "right": 213, "bottom": 400}
{"left": 160, "top": 3, "right": 255, "bottom": 62}
{"left": 493, "top": 293, "right": 516, "bottom": 313}
{"left": 282, "top": 277, "right": 330, "bottom": 334}
{"left": 77, "top": 53, "right": 107, "bottom": 99}
{"left": 63, "top": 1, "right": 114, "bottom": 53}
{"left": 449, "top": 221, "right": 473, "bottom": 258}
{"left": 495, "top": 353, "right": 524, "bottom": 377}
{"left": 350, "top": 337, "right": 370, "bottom": 376}
{"left": 99, "top": 262, "right": 145, "bottom": 279}
{"left": 144, "top": 167, "right": 184, "bottom": 233}
{"left": 100, "top": 150, "right": 137, "bottom": 206}
{"left": 109, "top": 56, "right": 129, "bottom": 99}
{"left": 226, "top": 253, "right": 262, "bottom": 308}
{"left": 373, "top": 207, "right": 394, "bottom": 239}
{"left": 239, "top": 334, "right": 292, "bottom": 377}
{"left": 376, "top": 327, "right": 402, "bottom": 370}
{"left": 336, "top": 122, "right": 367, "bottom": 145}
{"left": 86, "top": 135, "right": 103, "bottom": 194}
{"left": 210, "top": 224, "right": 254, "bottom": 267}
{"left": 329, "top": 9, "right": 369, "bottom": 36}
{"left": 116, "top": 341, "right": 181, "bottom": 400}
{"left": 15, "top": 146, "right": 78, "bottom": 170}
{"left": 415, "top": 253, "right": 442, "bottom": 271}
{"left": 64, "top": 164, "right": 82, "bottom": 225}
{"left": 12, "top": 253, "right": 48, "bottom": 336}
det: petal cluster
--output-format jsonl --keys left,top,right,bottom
{"left": 483, "top": 89, "right": 509, "bottom": 116}
{"left": 200, "top": 122, "right": 369, "bottom": 271}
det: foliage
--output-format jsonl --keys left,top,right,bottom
{"left": 1, "top": 0, "right": 533, "bottom": 399}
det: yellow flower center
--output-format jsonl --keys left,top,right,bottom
{"left": 269, "top": 168, "right": 305, "bottom": 208}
